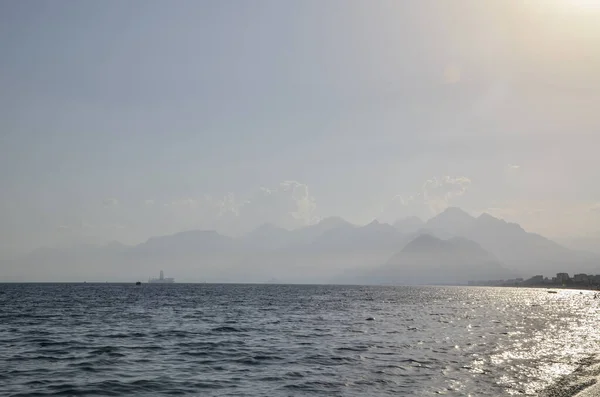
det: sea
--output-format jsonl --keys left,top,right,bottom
{"left": 1, "top": 283, "right": 600, "bottom": 397}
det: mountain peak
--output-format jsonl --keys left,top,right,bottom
{"left": 439, "top": 207, "right": 473, "bottom": 218}
{"left": 361, "top": 219, "right": 397, "bottom": 233}
{"left": 401, "top": 234, "right": 443, "bottom": 252}
{"left": 412, "top": 233, "right": 441, "bottom": 243}
{"left": 367, "top": 219, "right": 380, "bottom": 226}
{"left": 426, "top": 207, "right": 475, "bottom": 231}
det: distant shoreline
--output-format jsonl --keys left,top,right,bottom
{"left": 474, "top": 284, "right": 600, "bottom": 292}
{"left": 2, "top": 282, "right": 600, "bottom": 292}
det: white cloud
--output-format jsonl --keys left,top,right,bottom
{"left": 423, "top": 176, "right": 471, "bottom": 199}
{"left": 236, "top": 181, "right": 317, "bottom": 233}
{"left": 507, "top": 164, "right": 521, "bottom": 170}
{"left": 378, "top": 194, "right": 425, "bottom": 223}
{"left": 166, "top": 198, "right": 198, "bottom": 209}
{"left": 109, "top": 182, "right": 317, "bottom": 237}
{"left": 422, "top": 176, "right": 471, "bottom": 214}
{"left": 217, "top": 193, "right": 239, "bottom": 217}
{"left": 380, "top": 176, "right": 471, "bottom": 222}
{"left": 102, "top": 198, "right": 119, "bottom": 207}
{"left": 161, "top": 195, "right": 236, "bottom": 233}
{"left": 590, "top": 203, "right": 600, "bottom": 212}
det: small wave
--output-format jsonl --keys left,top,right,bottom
{"left": 7, "top": 355, "right": 66, "bottom": 362}
{"left": 180, "top": 351, "right": 211, "bottom": 357}
{"left": 335, "top": 345, "right": 370, "bottom": 352}
{"left": 67, "top": 363, "right": 98, "bottom": 372}
{"left": 88, "top": 346, "right": 126, "bottom": 357}
{"left": 282, "top": 379, "right": 347, "bottom": 391}
{"left": 103, "top": 332, "right": 147, "bottom": 339}
{"left": 304, "top": 354, "right": 357, "bottom": 366}
{"left": 252, "top": 354, "right": 284, "bottom": 361}
{"left": 211, "top": 326, "right": 243, "bottom": 333}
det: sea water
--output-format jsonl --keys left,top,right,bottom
{"left": 1, "top": 284, "right": 599, "bottom": 396}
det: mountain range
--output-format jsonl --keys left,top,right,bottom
{"left": 1, "top": 208, "right": 598, "bottom": 284}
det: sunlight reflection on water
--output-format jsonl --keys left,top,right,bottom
{"left": 1, "top": 284, "right": 599, "bottom": 396}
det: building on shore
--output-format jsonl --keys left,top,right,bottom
{"left": 556, "top": 273, "right": 570, "bottom": 284}
{"left": 469, "top": 272, "right": 600, "bottom": 288}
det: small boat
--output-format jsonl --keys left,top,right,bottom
{"left": 547, "top": 290, "right": 557, "bottom": 294}
{"left": 135, "top": 281, "right": 142, "bottom": 286}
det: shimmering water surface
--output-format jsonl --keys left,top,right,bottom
{"left": 1, "top": 284, "right": 599, "bottom": 396}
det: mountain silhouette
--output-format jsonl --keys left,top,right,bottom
{"left": 421, "top": 208, "right": 597, "bottom": 276}
{"left": 2, "top": 208, "right": 600, "bottom": 283}
{"left": 365, "top": 234, "right": 514, "bottom": 285}
{"left": 133, "top": 230, "right": 236, "bottom": 256}
{"left": 244, "top": 219, "right": 405, "bottom": 284}
{"left": 425, "top": 207, "right": 474, "bottom": 235}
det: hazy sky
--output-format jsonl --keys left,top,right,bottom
{"left": 1, "top": 0, "right": 599, "bottom": 256}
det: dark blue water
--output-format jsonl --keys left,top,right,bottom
{"left": 1, "top": 284, "right": 599, "bottom": 396}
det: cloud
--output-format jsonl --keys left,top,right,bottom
{"left": 423, "top": 176, "right": 471, "bottom": 200}
{"left": 378, "top": 194, "right": 425, "bottom": 223}
{"left": 143, "top": 199, "right": 155, "bottom": 207}
{"left": 590, "top": 203, "right": 600, "bottom": 212}
{"left": 143, "top": 181, "right": 317, "bottom": 235}
{"left": 422, "top": 176, "right": 471, "bottom": 214}
{"left": 236, "top": 181, "right": 317, "bottom": 232}
{"left": 102, "top": 198, "right": 119, "bottom": 207}
{"left": 158, "top": 193, "right": 239, "bottom": 234}
{"left": 507, "top": 164, "right": 521, "bottom": 170}
{"left": 379, "top": 176, "right": 471, "bottom": 222}
{"left": 166, "top": 198, "right": 198, "bottom": 209}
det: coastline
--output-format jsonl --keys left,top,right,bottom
{"left": 518, "top": 285, "right": 600, "bottom": 292}
{"left": 470, "top": 284, "right": 600, "bottom": 292}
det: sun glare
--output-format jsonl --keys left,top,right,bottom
{"left": 537, "top": 0, "right": 600, "bottom": 18}
{"left": 563, "top": 0, "right": 600, "bottom": 11}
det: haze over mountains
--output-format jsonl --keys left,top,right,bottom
{"left": 2, "top": 208, "right": 598, "bottom": 284}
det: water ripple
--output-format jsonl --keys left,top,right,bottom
{"left": 1, "top": 284, "right": 599, "bottom": 396}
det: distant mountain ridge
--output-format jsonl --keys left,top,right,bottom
{"left": 364, "top": 234, "right": 514, "bottom": 285}
{"left": 1, "top": 208, "right": 599, "bottom": 283}
{"left": 421, "top": 207, "right": 595, "bottom": 276}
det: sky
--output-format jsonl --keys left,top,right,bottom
{"left": 1, "top": 0, "right": 599, "bottom": 257}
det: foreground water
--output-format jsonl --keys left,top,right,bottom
{"left": 1, "top": 284, "right": 599, "bottom": 396}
